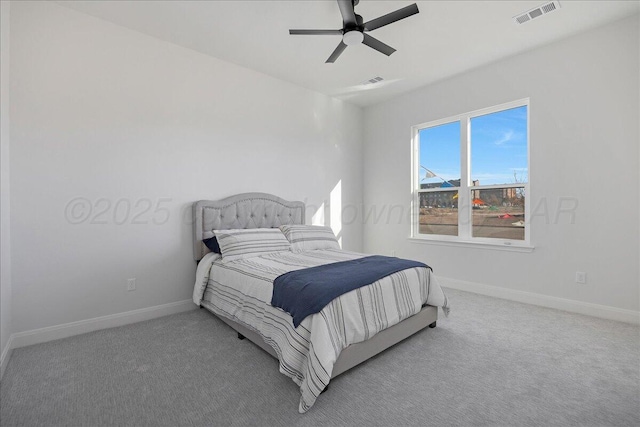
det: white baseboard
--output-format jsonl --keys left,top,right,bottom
{"left": 0, "top": 335, "right": 13, "bottom": 382}
{"left": 10, "top": 299, "right": 196, "bottom": 350}
{"left": 440, "top": 277, "right": 640, "bottom": 324}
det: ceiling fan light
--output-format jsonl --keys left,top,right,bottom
{"left": 343, "top": 30, "right": 364, "bottom": 46}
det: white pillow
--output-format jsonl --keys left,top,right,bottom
{"left": 213, "top": 228, "right": 291, "bottom": 262}
{"left": 279, "top": 225, "right": 340, "bottom": 253}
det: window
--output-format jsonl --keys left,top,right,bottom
{"left": 412, "top": 99, "right": 530, "bottom": 247}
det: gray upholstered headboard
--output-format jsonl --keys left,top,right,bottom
{"left": 193, "top": 192, "right": 306, "bottom": 261}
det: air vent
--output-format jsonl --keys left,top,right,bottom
{"left": 360, "top": 76, "right": 384, "bottom": 85}
{"left": 514, "top": 1, "right": 561, "bottom": 24}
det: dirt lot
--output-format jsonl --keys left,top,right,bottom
{"left": 419, "top": 206, "right": 525, "bottom": 240}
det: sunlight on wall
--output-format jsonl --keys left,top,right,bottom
{"left": 312, "top": 202, "right": 325, "bottom": 226}
{"left": 330, "top": 180, "right": 342, "bottom": 247}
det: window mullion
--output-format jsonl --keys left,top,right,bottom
{"left": 459, "top": 117, "right": 471, "bottom": 239}
{"left": 412, "top": 127, "right": 420, "bottom": 237}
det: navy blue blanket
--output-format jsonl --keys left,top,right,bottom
{"left": 271, "top": 255, "right": 430, "bottom": 328}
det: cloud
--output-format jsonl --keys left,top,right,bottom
{"left": 494, "top": 130, "right": 515, "bottom": 146}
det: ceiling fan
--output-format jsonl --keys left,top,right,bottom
{"left": 289, "top": 0, "right": 420, "bottom": 63}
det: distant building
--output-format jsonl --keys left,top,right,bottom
{"left": 420, "top": 179, "right": 522, "bottom": 208}
{"left": 419, "top": 180, "right": 460, "bottom": 208}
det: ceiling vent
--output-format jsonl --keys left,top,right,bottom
{"left": 514, "top": 1, "right": 561, "bottom": 25}
{"left": 360, "top": 76, "right": 384, "bottom": 86}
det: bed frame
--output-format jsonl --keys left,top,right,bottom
{"left": 193, "top": 192, "right": 437, "bottom": 379}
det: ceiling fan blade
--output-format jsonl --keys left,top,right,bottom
{"left": 337, "top": 0, "right": 357, "bottom": 28}
{"left": 326, "top": 41, "right": 348, "bottom": 63}
{"left": 363, "top": 3, "right": 419, "bottom": 31}
{"left": 362, "top": 33, "right": 396, "bottom": 56}
{"left": 289, "top": 29, "right": 343, "bottom": 35}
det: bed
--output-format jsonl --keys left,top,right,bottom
{"left": 192, "top": 193, "right": 449, "bottom": 412}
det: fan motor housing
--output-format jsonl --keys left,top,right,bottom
{"left": 343, "top": 30, "right": 364, "bottom": 45}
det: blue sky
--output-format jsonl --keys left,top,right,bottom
{"left": 419, "top": 105, "right": 528, "bottom": 186}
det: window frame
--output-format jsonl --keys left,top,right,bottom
{"left": 411, "top": 98, "right": 531, "bottom": 249}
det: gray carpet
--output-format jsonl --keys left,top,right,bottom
{"left": 1, "top": 289, "right": 638, "bottom": 426}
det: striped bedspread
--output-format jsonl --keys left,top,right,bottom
{"left": 193, "top": 249, "right": 450, "bottom": 413}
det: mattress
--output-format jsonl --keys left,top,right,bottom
{"left": 193, "top": 248, "right": 450, "bottom": 413}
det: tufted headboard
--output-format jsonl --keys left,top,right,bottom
{"left": 192, "top": 193, "right": 306, "bottom": 261}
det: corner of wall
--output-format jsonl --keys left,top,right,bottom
{"left": 0, "top": 337, "right": 13, "bottom": 381}
{"left": 1, "top": 0, "right": 13, "bottom": 380}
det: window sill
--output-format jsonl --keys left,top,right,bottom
{"left": 408, "top": 237, "right": 535, "bottom": 253}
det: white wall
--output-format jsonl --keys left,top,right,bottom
{"left": 10, "top": 1, "right": 363, "bottom": 334}
{"left": 363, "top": 15, "right": 639, "bottom": 314}
{"left": 1, "top": 0, "right": 13, "bottom": 373}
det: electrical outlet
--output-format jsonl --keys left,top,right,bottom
{"left": 575, "top": 272, "right": 586, "bottom": 284}
{"left": 127, "top": 278, "right": 136, "bottom": 291}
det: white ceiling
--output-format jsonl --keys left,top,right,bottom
{"left": 56, "top": 1, "right": 639, "bottom": 107}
